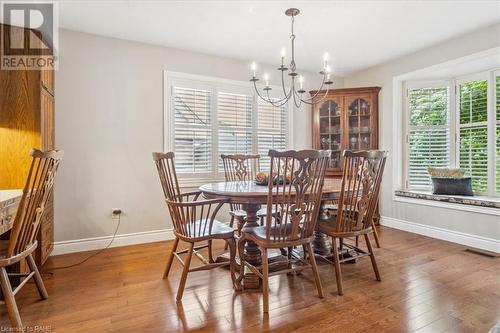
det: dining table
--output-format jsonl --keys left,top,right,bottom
{"left": 199, "top": 178, "right": 342, "bottom": 289}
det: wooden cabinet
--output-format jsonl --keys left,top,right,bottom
{"left": 0, "top": 23, "right": 55, "bottom": 265}
{"left": 311, "top": 87, "right": 380, "bottom": 176}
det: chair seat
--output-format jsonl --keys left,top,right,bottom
{"left": 316, "top": 217, "right": 371, "bottom": 237}
{"left": 177, "top": 219, "right": 234, "bottom": 241}
{"left": 241, "top": 223, "right": 306, "bottom": 247}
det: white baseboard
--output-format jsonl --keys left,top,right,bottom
{"left": 52, "top": 228, "right": 175, "bottom": 256}
{"left": 380, "top": 216, "right": 500, "bottom": 253}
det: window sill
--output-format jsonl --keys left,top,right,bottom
{"left": 394, "top": 190, "right": 500, "bottom": 216}
{"left": 178, "top": 177, "right": 226, "bottom": 189}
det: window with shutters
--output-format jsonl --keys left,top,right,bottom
{"left": 403, "top": 70, "right": 500, "bottom": 197}
{"left": 166, "top": 72, "right": 291, "bottom": 181}
{"left": 406, "top": 83, "right": 451, "bottom": 189}
{"left": 458, "top": 79, "right": 488, "bottom": 193}
{"left": 257, "top": 99, "right": 287, "bottom": 171}
{"left": 217, "top": 92, "right": 253, "bottom": 171}
{"left": 173, "top": 87, "right": 213, "bottom": 174}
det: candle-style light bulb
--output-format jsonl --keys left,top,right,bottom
{"left": 251, "top": 62, "right": 257, "bottom": 77}
{"left": 280, "top": 48, "right": 286, "bottom": 66}
{"left": 264, "top": 73, "right": 269, "bottom": 87}
{"left": 299, "top": 75, "right": 304, "bottom": 90}
{"left": 323, "top": 52, "right": 329, "bottom": 69}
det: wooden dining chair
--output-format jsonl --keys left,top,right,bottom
{"left": 220, "top": 154, "right": 262, "bottom": 238}
{"left": 315, "top": 150, "right": 387, "bottom": 295}
{"left": 153, "top": 152, "right": 238, "bottom": 301}
{"left": 0, "top": 149, "right": 63, "bottom": 329}
{"left": 237, "top": 149, "right": 330, "bottom": 314}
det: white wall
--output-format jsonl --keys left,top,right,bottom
{"left": 54, "top": 29, "right": 343, "bottom": 245}
{"left": 344, "top": 24, "right": 500, "bottom": 249}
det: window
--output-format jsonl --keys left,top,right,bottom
{"left": 257, "top": 99, "right": 287, "bottom": 170}
{"left": 217, "top": 92, "right": 253, "bottom": 171}
{"left": 458, "top": 79, "right": 488, "bottom": 192}
{"left": 406, "top": 84, "right": 451, "bottom": 188}
{"left": 166, "top": 72, "right": 290, "bottom": 180}
{"left": 404, "top": 70, "right": 499, "bottom": 196}
{"left": 173, "top": 87, "right": 212, "bottom": 174}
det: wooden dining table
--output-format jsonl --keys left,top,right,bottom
{"left": 199, "top": 178, "right": 342, "bottom": 289}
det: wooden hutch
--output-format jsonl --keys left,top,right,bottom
{"left": 0, "top": 23, "right": 55, "bottom": 265}
{"left": 311, "top": 87, "right": 381, "bottom": 176}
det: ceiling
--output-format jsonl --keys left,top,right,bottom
{"left": 56, "top": 0, "right": 499, "bottom": 76}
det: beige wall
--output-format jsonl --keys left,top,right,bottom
{"left": 54, "top": 29, "right": 343, "bottom": 243}
{"left": 344, "top": 24, "right": 500, "bottom": 244}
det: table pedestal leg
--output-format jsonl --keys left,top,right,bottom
{"left": 312, "top": 231, "right": 332, "bottom": 256}
{"left": 240, "top": 203, "right": 262, "bottom": 289}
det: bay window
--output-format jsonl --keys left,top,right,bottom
{"left": 404, "top": 69, "right": 499, "bottom": 196}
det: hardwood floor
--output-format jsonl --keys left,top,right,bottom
{"left": 1, "top": 226, "right": 499, "bottom": 332}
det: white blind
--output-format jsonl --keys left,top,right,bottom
{"left": 459, "top": 80, "right": 488, "bottom": 193}
{"left": 407, "top": 86, "right": 450, "bottom": 189}
{"left": 257, "top": 99, "right": 287, "bottom": 171}
{"left": 173, "top": 87, "right": 212, "bottom": 173}
{"left": 217, "top": 92, "right": 253, "bottom": 170}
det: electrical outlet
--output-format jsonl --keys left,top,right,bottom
{"left": 111, "top": 208, "right": 122, "bottom": 219}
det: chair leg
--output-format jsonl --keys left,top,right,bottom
{"left": 371, "top": 220, "right": 381, "bottom": 248}
{"left": 364, "top": 233, "right": 381, "bottom": 281}
{"left": 207, "top": 240, "right": 215, "bottom": 263}
{"left": 225, "top": 216, "right": 236, "bottom": 251}
{"left": 163, "top": 237, "right": 180, "bottom": 279}
{"left": 331, "top": 237, "right": 344, "bottom": 296}
{"left": 236, "top": 238, "right": 246, "bottom": 287}
{"left": 226, "top": 238, "right": 239, "bottom": 291}
{"left": 0, "top": 267, "right": 22, "bottom": 329}
{"left": 306, "top": 242, "right": 323, "bottom": 298}
{"left": 261, "top": 247, "right": 269, "bottom": 314}
{"left": 176, "top": 242, "right": 194, "bottom": 302}
{"left": 26, "top": 254, "right": 48, "bottom": 299}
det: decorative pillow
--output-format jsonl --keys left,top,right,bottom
{"left": 427, "top": 167, "right": 465, "bottom": 178}
{"left": 431, "top": 177, "right": 473, "bottom": 196}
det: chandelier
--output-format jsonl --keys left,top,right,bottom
{"left": 250, "top": 8, "right": 333, "bottom": 108}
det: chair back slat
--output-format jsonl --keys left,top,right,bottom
{"left": 265, "top": 150, "right": 330, "bottom": 242}
{"left": 221, "top": 154, "right": 260, "bottom": 182}
{"left": 335, "top": 150, "right": 387, "bottom": 233}
{"left": 154, "top": 152, "right": 226, "bottom": 239}
{"left": 7, "top": 149, "right": 63, "bottom": 257}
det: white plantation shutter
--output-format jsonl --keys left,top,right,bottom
{"left": 173, "top": 87, "right": 212, "bottom": 174}
{"left": 406, "top": 85, "right": 451, "bottom": 189}
{"left": 217, "top": 92, "right": 253, "bottom": 170}
{"left": 257, "top": 99, "right": 287, "bottom": 171}
{"left": 458, "top": 79, "right": 488, "bottom": 193}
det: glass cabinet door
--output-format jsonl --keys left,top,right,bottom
{"left": 346, "top": 96, "right": 372, "bottom": 151}
{"left": 318, "top": 97, "right": 343, "bottom": 170}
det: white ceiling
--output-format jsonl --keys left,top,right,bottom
{"left": 57, "top": 0, "right": 500, "bottom": 76}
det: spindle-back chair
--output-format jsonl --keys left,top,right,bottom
{"left": 316, "top": 150, "right": 387, "bottom": 295}
{"left": 237, "top": 149, "right": 330, "bottom": 313}
{"left": 0, "top": 149, "right": 63, "bottom": 329}
{"left": 220, "top": 154, "right": 263, "bottom": 238}
{"left": 153, "top": 152, "right": 238, "bottom": 301}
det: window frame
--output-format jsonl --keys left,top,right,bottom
{"left": 164, "top": 71, "right": 293, "bottom": 185}
{"left": 402, "top": 69, "right": 499, "bottom": 196}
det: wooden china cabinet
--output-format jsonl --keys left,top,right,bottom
{"left": 311, "top": 87, "right": 381, "bottom": 176}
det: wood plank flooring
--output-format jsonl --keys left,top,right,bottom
{"left": 1, "top": 226, "right": 499, "bottom": 332}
